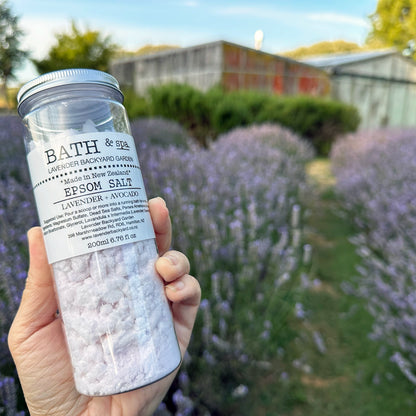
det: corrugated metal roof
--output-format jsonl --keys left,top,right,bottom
{"left": 301, "top": 48, "right": 398, "bottom": 68}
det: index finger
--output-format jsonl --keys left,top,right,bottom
{"left": 148, "top": 197, "right": 172, "bottom": 254}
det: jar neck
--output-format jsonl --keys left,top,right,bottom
{"left": 18, "top": 83, "right": 124, "bottom": 118}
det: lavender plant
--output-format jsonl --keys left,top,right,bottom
{"left": 0, "top": 376, "right": 25, "bottom": 416}
{"left": 217, "top": 123, "right": 315, "bottom": 164}
{"left": 0, "top": 116, "right": 38, "bottom": 414}
{"left": 130, "top": 117, "right": 193, "bottom": 149}
{"left": 134, "top": 122, "right": 314, "bottom": 414}
{"left": 0, "top": 116, "right": 30, "bottom": 184}
{"left": 331, "top": 127, "right": 416, "bottom": 386}
{"left": 0, "top": 116, "right": 313, "bottom": 415}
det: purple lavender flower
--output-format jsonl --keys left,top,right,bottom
{"left": 134, "top": 122, "right": 313, "bottom": 412}
{"left": 0, "top": 376, "right": 25, "bottom": 416}
{"left": 1, "top": 117, "right": 314, "bottom": 414}
{"left": 332, "top": 127, "right": 416, "bottom": 386}
{"left": 172, "top": 389, "right": 194, "bottom": 416}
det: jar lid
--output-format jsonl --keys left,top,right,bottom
{"left": 17, "top": 68, "right": 121, "bottom": 114}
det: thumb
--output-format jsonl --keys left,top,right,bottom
{"left": 9, "top": 227, "right": 58, "bottom": 345}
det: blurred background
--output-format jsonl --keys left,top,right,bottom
{"left": 2, "top": 0, "right": 416, "bottom": 414}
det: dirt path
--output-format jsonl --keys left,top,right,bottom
{"left": 249, "top": 158, "right": 416, "bottom": 415}
{"left": 293, "top": 158, "right": 416, "bottom": 416}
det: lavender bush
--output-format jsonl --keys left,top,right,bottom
{"left": 331, "top": 128, "right": 416, "bottom": 386}
{"left": 219, "top": 123, "right": 315, "bottom": 164}
{"left": 0, "top": 376, "right": 25, "bottom": 416}
{"left": 134, "top": 122, "right": 314, "bottom": 414}
{"left": 0, "top": 115, "right": 37, "bottom": 414}
{"left": 0, "top": 116, "right": 29, "bottom": 184}
{"left": 0, "top": 116, "right": 314, "bottom": 415}
{"left": 130, "top": 117, "right": 192, "bottom": 149}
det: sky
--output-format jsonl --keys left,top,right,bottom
{"left": 11, "top": 0, "right": 379, "bottom": 84}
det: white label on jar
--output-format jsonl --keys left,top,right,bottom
{"left": 27, "top": 132, "right": 155, "bottom": 264}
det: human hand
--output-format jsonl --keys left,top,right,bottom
{"left": 8, "top": 197, "right": 201, "bottom": 416}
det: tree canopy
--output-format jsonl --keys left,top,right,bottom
{"left": 367, "top": 0, "right": 416, "bottom": 57}
{"left": 32, "top": 21, "right": 119, "bottom": 74}
{"left": 116, "top": 44, "right": 180, "bottom": 58}
{"left": 0, "top": 0, "right": 27, "bottom": 101}
{"left": 281, "top": 40, "right": 364, "bottom": 59}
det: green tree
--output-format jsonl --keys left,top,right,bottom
{"left": 281, "top": 40, "right": 364, "bottom": 58}
{"left": 116, "top": 44, "right": 180, "bottom": 58}
{"left": 0, "top": 0, "right": 28, "bottom": 107}
{"left": 33, "top": 20, "right": 119, "bottom": 74}
{"left": 367, "top": 0, "right": 416, "bottom": 57}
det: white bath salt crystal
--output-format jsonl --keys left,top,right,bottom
{"left": 115, "top": 330, "right": 142, "bottom": 355}
{"left": 67, "top": 321, "right": 98, "bottom": 345}
{"left": 74, "top": 286, "right": 100, "bottom": 308}
{"left": 96, "top": 315, "right": 117, "bottom": 335}
{"left": 70, "top": 255, "right": 90, "bottom": 274}
{"left": 52, "top": 239, "right": 181, "bottom": 396}
{"left": 87, "top": 257, "right": 100, "bottom": 280}
{"left": 99, "top": 303, "right": 114, "bottom": 317}
{"left": 148, "top": 307, "right": 163, "bottom": 329}
{"left": 115, "top": 297, "right": 129, "bottom": 316}
{"left": 114, "top": 261, "right": 126, "bottom": 276}
{"left": 92, "top": 363, "right": 108, "bottom": 381}
{"left": 54, "top": 128, "right": 79, "bottom": 142}
{"left": 82, "top": 119, "right": 99, "bottom": 132}
{"left": 114, "top": 246, "right": 124, "bottom": 262}
{"left": 101, "top": 288, "right": 124, "bottom": 305}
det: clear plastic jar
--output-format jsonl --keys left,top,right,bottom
{"left": 17, "top": 68, "right": 181, "bottom": 396}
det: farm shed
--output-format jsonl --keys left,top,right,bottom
{"left": 110, "top": 40, "right": 330, "bottom": 97}
{"left": 302, "top": 49, "right": 416, "bottom": 129}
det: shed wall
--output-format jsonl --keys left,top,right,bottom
{"left": 221, "top": 43, "right": 330, "bottom": 96}
{"left": 331, "top": 54, "right": 416, "bottom": 129}
{"left": 110, "top": 41, "right": 330, "bottom": 98}
{"left": 111, "top": 43, "right": 224, "bottom": 95}
{"left": 339, "top": 54, "right": 416, "bottom": 81}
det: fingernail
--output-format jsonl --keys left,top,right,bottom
{"left": 166, "top": 280, "right": 185, "bottom": 291}
{"left": 150, "top": 196, "right": 166, "bottom": 207}
{"left": 165, "top": 252, "right": 178, "bottom": 265}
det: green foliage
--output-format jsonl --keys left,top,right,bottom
{"left": 367, "top": 0, "right": 416, "bottom": 57}
{"left": 210, "top": 94, "right": 252, "bottom": 133}
{"left": 0, "top": 1, "right": 28, "bottom": 106}
{"left": 0, "top": 1, "right": 28, "bottom": 81}
{"left": 210, "top": 90, "right": 274, "bottom": 134}
{"left": 122, "top": 88, "right": 150, "bottom": 119}
{"left": 116, "top": 44, "right": 180, "bottom": 59}
{"left": 124, "top": 83, "right": 360, "bottom": 154}
{"left": 6, "top": 87, "right": 18, "bottom": 110}
{"left": 269, "top": 96, "right": 361, "bottom": 156}
{"left": 148, "top": 82, "right": 211, "bottom": 146}
{"left": 282, "top": 40, "right": 364, "bottom": 59}
{"left": 32, "top": 20, "right": 119, "bottom": 74}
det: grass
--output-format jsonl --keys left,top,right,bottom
{"left": 247, "top": 158, "right": 416, "bottom": 415}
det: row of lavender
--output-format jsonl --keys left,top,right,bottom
{"left": 0, "top": 116, "right": 33, "bottom": 415}
{"left": 135, "top": 121, "right": 314, "bottom": 414}
{"left": 331, "top": 128, "right": 416, "bottom": 386}
{"left": 0, "top": 115, "right": 314, "bottom": 414}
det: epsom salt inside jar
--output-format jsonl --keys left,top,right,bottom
{"left": 17, "top": 68, "right": 181, "bottom": 396}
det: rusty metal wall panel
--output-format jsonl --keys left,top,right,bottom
{"left": 221, "top": 42, "right": 330, "bottom": 97}
{"left": 110, "top": 41, "right": 331, "bottom": 97}
{"left": 112, "top": 42, "right": 224, "bottom": 95}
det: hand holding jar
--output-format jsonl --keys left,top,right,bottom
{"left": 8, "top": 197, "right": 201, "bottom": 416}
